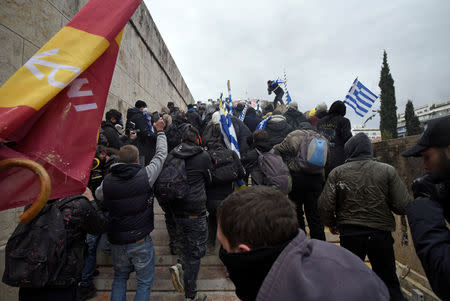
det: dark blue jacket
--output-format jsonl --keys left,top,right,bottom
{"left": 406, "top": 181, "right": 450, "bottom": 301}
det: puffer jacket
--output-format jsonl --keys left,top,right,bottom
{"left": 265, "top": 115, "right": 293, "bottom": 148}
{"left": 171, "top": 142, "right": 212, "bottom": 216}
{"left": 318, "top": 133, "right": 412, "bottom": 232}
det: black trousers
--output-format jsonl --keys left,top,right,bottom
{"left": 273, "top": 94, "right": 284, "bottom": 109}
{"left": 19, "top": 283, "right": 78, "bottom": 301}
{"left": 340, "top": 231, "right": 405, "bottom": 301}
{"left": 288, "top": 173, "right": 326, "bottom": 240}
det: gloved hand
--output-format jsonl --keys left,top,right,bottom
{"left": 411, "top": 173, "right": 437, "bottom": 199}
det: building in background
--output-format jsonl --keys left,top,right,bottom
{"left": 352, "top": 126, "right": 382, "bottom": 142}
{"left": 397, "top": 100, "right": 450, "bottom": 137}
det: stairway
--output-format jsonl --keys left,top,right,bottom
{"left": 88, "top": 202, "right": 240, "bottom": 301}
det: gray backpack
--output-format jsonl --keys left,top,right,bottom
{"left": 253, "top": 149, "right": 292, "bottom": 194}
{"left": 294, "top": 131, "right": 328, "bottom": 174}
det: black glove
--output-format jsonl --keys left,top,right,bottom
{"left": 411, "top": 173, "right": 438, "bottom": 199}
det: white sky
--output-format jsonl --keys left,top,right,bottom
{"left": 143, "top": 0, "right": 450, "bottom": 127}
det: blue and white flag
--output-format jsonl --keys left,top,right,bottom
{"left": 239, "top": 102, "right": 248, "bottom": 121}
{"left": 256, "top": 99, "right": 261, "bottom": 113}
{"left": 283, "top": 71, "right": 293, "bottom": 105}
{"left": 344, "top": 78, "right": 378, "bottom": 117}
{"left": 256, "top": 116, "right": 271, "bottom": 130}
{"left": 218, "top": 93, "right": 240, "bottom": 158}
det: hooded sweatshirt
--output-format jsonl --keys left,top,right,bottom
{"left": 317, "top": 101, "right": 352, "bottom": 176}
{"left": 265, "top": 114, "right": 293, "bottom": 147}
{"left": 256, "top": 230, "right": 390, "bottom": 301}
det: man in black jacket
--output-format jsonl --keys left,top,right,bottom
{"left": 18, "top": 188, "right": 108, "bottom": 301}
{"left": 284, "top": 102, "right": 308, "bottom": 130}
{"left": 317, "top": 100, "right": 352, "bottom": 177}
{"left": 267, "top": 80, "right": 284, "bottom": 109}
{"left": 95, "top": 118, "right": 167, "bottom": 301}
{"left": 102, "top": 109, "right": 123, "bottom": 150}
{"left": 126, "top": 100, "right": 157, "bottom": 165}
{"left": 401, "top": 115, "right": 450, "bottom": 301}
{"left": 168, "top": 125, "right": 211, "bottom": 301}
{"left": 243, "top": 107, "right": 262, "bottom": 133}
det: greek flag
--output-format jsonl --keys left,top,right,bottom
{"left": 283, "top": 71, "right": 293, "bottom": 105}
{"left": 218, "top": 93, "right": 240, "bottom": 158}
{"left": 344, "top": 78, "right": 378, "bottom": 117}
{"left": 256, "top": 116, "right": 271, "bottom": 130}
{"left": 239, "top": 101, "right": 249, "bottom": 121}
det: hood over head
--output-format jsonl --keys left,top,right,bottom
{"left": 344, "top": 133, "right": 373, "bottom": 160}
{"left": 328, "top": 100, "right": 346, "bottom": 116}
{"left": 172, "top": 142, "right": 204, "bottom": 159}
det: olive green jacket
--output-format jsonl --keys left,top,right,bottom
{"left": 318, "top": 158, "right": 412, "bottom": 232}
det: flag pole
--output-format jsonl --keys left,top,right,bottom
{"left": 0, "top": 158, "right": 50, "bottom": 223}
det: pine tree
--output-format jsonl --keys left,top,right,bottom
{"left": 405, "top": 100, "right": 422, "bottom": 136}
{"left": 379, "top": 51, "right": 398, "bottom": 140}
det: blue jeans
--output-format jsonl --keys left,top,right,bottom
{"left": 175, "top": 215, "right": 208, "bottom": 299}
{"left": 80, "top": 233, "right": 112, "bottom": 287}
{"left": 110, "top": 234, "right": 155, "bottom": 301}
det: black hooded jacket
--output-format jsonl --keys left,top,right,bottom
{"left": 317, "top": 101, "right": 352, "bottom": 176}
{"left": 265, "top": 115, "right": 293, "bottom": 148}
{"left": 284, "top": 108, "right": 308, "bottom": 130}
{"left": 244, "top": 108, "right": 263, "bottom": 133}
{"left": 171, "top": 142, "right": 212, "bottom": 216}
{"left": 101, "top": 121, "right": 123, "bottom": 150}
{"left": 242, "top": 139, "right": 273, "bottom": 175}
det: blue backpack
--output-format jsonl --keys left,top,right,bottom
{"left": 295, "top": 131, "right": 328, "bottom": 174}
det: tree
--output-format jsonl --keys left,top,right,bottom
{"left": 379, "top": 50, "right": 398, "bottom": 140}
{"left": 405, "top": 100, "right": 422, "bottom": 136}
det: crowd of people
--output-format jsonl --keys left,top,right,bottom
{"left": 3, "top": 97, "right": 449, "bottom": 301}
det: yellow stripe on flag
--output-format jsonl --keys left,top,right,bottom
{"left": 115, "top": 28, "right": 125, "bottom": 47}
{"left": 0, "top": 26, "right": 109, "bottom": 109}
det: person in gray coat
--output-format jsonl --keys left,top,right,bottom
{"left": 217, "top": 186, "right": 389, "bottom": 301}
{"left": 318, "top": 133, "right": 412, "bottom": 301}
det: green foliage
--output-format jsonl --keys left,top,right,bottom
{"left": 379, "top": 51, "right": 398, "bottom": 140}
{"left": 405, "top": 100, "right": 422, "bottom": 136}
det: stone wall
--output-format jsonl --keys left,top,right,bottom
{"left": 0, "top": 1, "right": 194, "bottom": 299}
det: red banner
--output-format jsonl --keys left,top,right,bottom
{"left": 0, "top": 0, "right": 142, "bottom": 210}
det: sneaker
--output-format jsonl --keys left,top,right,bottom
{"left": 185, "top": 293, "right": 207, "bottom": 301}
{"left": 169, "top": 263, "right": 184, "bottom": 292}
{"left": 78, "top": 283, "right": 97, "bottom": 301}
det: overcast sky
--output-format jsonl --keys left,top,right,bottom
{"left": 143, "top": 0, "right": 450, "bottom": 127}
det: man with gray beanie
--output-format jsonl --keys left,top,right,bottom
{"left": 318, "top": 133, "right": 411, "bottom": 301}
{"left": 284, "top": 101, "right": 308, "bottom": 130}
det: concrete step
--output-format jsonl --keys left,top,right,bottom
{"left": 88, "top": 291, "right": 240, "bottom": 301}
{"left": 93, "top": 266, "right": 235, "bottom": 292}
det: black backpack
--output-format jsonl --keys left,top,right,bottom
{"left": 208, "top": 148, "right": 240, "bottom": 183}
{"left": 2, "top": 197, "right": 75, "bottom": 288}
{"left": 154, "top": 154, "right": 189, "bottom": 203}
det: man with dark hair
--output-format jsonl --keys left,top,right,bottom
{"left": 401, "top": 115, "right": 450, "bottom": 300}
{"left": 126, "top": 100, "right": 157, "bottom": 165}
{"left": 167, "top": 125, "right": 212, "bottom": 301}
{"left": 95, "top": 118, "right": 167, "bottom": 301}
{"left": 217, "top": 186, "right": 389, "bottom": 301}
{"left": 318, "top": 133, "right": 411, "bottom": 301}
{"left": 102, "top": 109, "right": 123, "bottom": 150}
{"left": 317, "top": 100, "right": 352, "bottom": 177}
{"left": 267, "top": 80, "right": 284, "bottom": 109}
{"left": 243, "top": 107, "right": 262, "bottom": 133}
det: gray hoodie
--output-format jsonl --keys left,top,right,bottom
{"left": 256, "top": 230, "right": 389, "bottom": 301}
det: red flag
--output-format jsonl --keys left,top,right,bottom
{"left": 0, "top": 0, "right": 142, "bottom": 210}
